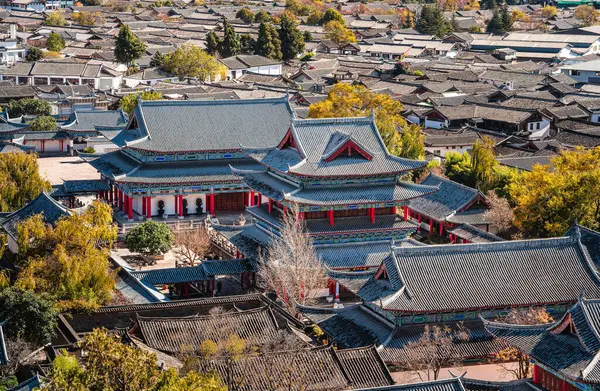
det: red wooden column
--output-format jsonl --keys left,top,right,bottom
{"left": 127, "top": 195, "right": 133, "bottom": 221}
{"left": 417, "top": 213, "right": 422, "bottom": 232}
{"left": 439, "top": 221, "right": 444, "bottom": 236}
{"left": 391, "top": 206, "right": 397, "bottom": 214}
{"left": 533, "top": 365, "right": 540, "bottom": 384}
{"left": 41, "top": 140, "right": 45, "bottom": 153}
{"left": 210, "top": 192, "right": 215, "bottom": 216}
{"left": 142, "top": 196, "right": 146, "bottom": 216}
{"left": 250, "top": 191, "right": 255, "bottom": 206}
{"left": 268, "top": 198, "right": 273, "bottom": 213}
{"left": 429, "top": 218, "right": 434, "bottom": 235}
{"left": 370, "top": 207, "right": 375, "bottom": 223}
{"left": 257, "top": 194, "right": 262, "bottom": 205}
{"left": 118, "top": 189, "right": 123, "bottom": 211}
{"left": 146, "top": 197, "right": 152, "bottom": 219}
{"left": 178, "top": 195, "right": 183, "bottom": 218}
{"left": 174, "top": 195, "right": 179, "bottom": 215}
{"left": 404, "top": 207, "right": 409, "bottom": 220}
{"left": 334, "top": 281, "right": 340, "bottom": 302}
{"left": 328, "top": 209, "right": 334, "bottom": 226}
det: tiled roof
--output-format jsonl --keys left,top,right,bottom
{"left": 566, "top": 224, "right": 600, "bottom": 269}
{"left": 127, "top": 97, "right": 293, "bottom": 153}
{"left": 351, "top": 378, "right": 464, "bottom": 391}
{"left": 243, "top": 116, "right": 427, "bottom": 178}
{"left": 212, "top": 223, "right": 274, "bottom": 259}
{"left": 343, "top": 234, "right": 600, "bottom": 314}
{"left": 298, "top": 304, "right": 394, "bottom": 349}
{"left": 137, "top": 306, "right": 283, "bottom": 353}
{"left": 408, "top": 174, "right": 483, "bottom": 221}
{"left": 131, "top": 266, "right": 207, "bottom": 285}
{"left": 1, "top": 192, "right": 69, "bottom": 239}
{"left": 484, "top": 298, "right": 600, "bottom": 384}
{"left": 380, "top": 320, "right": 504, "bottom": 365}
{"left": 233, "top": 168, "right": 438, "bottom": 206}
{"left": 62, "top": 110, "right": 128, "bottom": 132}
{"left": 448, "top": 224, "right": 503, "bottom": 243}
{"left": 446, "top": 209, "right": 491, "bottom": 225}
{"left": 335, "top": 346, "right": 395, "bottom": 389}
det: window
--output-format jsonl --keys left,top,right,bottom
{"left": 536, "top": 122, "right": 541, "bottom": 130}
{"left": 570, "top": 70, "right": 581, "bottom": 76}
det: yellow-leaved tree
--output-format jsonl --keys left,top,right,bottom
{"left": 509, "top": 146, "right": 600, "bottom": 238}
{"left": 308, "top": 84, "right": 424, "bottom": 159}
{"left": 15, "top": 201, "right": 118, "bottom": 311}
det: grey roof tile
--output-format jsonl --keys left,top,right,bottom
{"left": 0, "top": 192, "right": 69, "bottom": 239}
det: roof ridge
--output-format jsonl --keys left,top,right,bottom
{"left": 138, "top": 95, "right": 288, "bottom": 107}
{"left": 136, "top": 305, "right": 269, "bottom": 321}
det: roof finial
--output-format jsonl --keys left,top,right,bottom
{"left": 574, "top": 224, "right": 582, "bottom": 241}
{"left": 370, "top": 108, "right": 375, "bottom": 119}
{"left": 579, "top": 289, "right": 587, "bottom": 303}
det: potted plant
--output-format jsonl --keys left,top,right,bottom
{"left": 237, "top": 214, "right": 246, "bottom": 226}
{"left": 157, "top": 200, "right": 165, "bottom": 218}
{"left": 196, "top": 198, "right": 203, "bottom": 215}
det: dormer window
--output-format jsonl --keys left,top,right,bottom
{"left": 324, "top": 138, "right": 373, "bottom": 162}
{"left": 277, "top": 129, "right": 297, "bottom": 150}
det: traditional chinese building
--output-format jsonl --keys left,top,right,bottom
{"left": 81, "top": 97, "right": 294, "bottom": 223}
{"left": 485, "top": 296, "right": 600, "bottom": 391}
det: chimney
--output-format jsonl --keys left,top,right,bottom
{"left": 9, "top": 24, "right": 16, "bottom": 40}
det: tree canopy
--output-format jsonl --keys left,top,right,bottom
{"left": 162, "top": 44, "right": 226, "bottom": 81}
{"left": 28, "top": 116, "right": 57, "bottom": 131}
{"left": 256, "top": 22, "right": 282, "bottom": 60}
{"left": 416, "top": 5, "right": 453, "bottom": 37}
{"left": 25, "top": 46, "right": 43, "bottom": 62}
{"left": 509, "top": 147, "right": 600, "bottom": 237}
{"left": 7, "top": 98, "right": 51, "bottom": 118}
{"left": 278, "top": 12, "right": 305, "bottom": 61}
{"left": 236, "top": 7, "right": 255, "bottom": 23}
{"left": 219, "top": 21, "right": 241, "bottom": 58}
{"left": 0, "top": 152, "right": 51, "bottom": 212}
{"left": 15, "top": 201, "right": 117, "bottom": 311}
{"left": 0, "top": 287, "right": 58, "bottom": 344}
{"left": 45, "top": 10, "right": 67, "bottom": 26}
{"left": 574, "top": 4, "right": 599, "bottom": 26}
{"left": 119, "top": 91, "right": 162, "bottom": 114}
{"left": 255, "top": 9, "right": 271, "bottom": 23}
{"left": 125, "top": 220, "right": 174, "bottom": 256}
{"left": 114, "top": 24, "right": 147, "bottom": 67}
{"left": 321, "top": 8, "right": 345, "bottom": 25}
{"left": 42, "top": 328, "right": 225, "bottom": 391}
{"left": 323, "top": 21, "right": 356, "bottom": 46}
{"left": 47, "top": 31, "right": 65, "bottom": 52}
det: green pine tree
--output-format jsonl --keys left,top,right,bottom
{"left": 416, "top": 5, "right": 452, "bottom": 38}
{"left": 501, "top": 7, "right": 513, "bottom": 32}
{"left": 47, "top": 31, "right": 65, "bottom": 52}
{"left": 486, "top": 9, "right": 504, "bottom": 33}
{"left": 278, "top": 13, "right": 305, "bottom": 61}
{"left": 219, "top": 21, "right": 241, "bottom": 58}
{"left": 114, "top": 25, "right": 147, "bottom": 67}
{"left": 206, "top": 30, "right": 221, "bottom": 56}
{"left": 149, "top": 51, "right": 165, "bottom": 67}
{"left": 240, "top": 34, "right": 256, "bottom": 54}
{"left": 256, "top": 22, "right": 282, "bottom": 60}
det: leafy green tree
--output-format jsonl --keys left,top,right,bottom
{"left": 306, "top": 9, "right": 323, "bottom": 25}
{"left": 471, "top": 136, "right": 498, "bottom": 191}
{"left": 486, "top": 9, "right": 504, "bottom": 33}
{"left": 309, "top": 83, "right": 407, "bottom": 156}
{"left": 219, "top": 21, "right": 241, "bottom": 58}
{"left": 47, "top": 31, "right": 65, "bottom": 52}
{"left": 303, "top": 30, "right": 313, "bottom": 41}
{"left": 119, "top": 91, "right": 162, "bottom": 114}
{"left": 25, "top": 46, "right": 43, "bottom": 62}
{"left": 0, "top": 152, "right": 50, "bottom": 212}
{"left": 444, "top": 151, "right": 473, "bottom": 185}
{"left": 0, "top": 288, "right": 58, "bottom": 344}
{"left": 256, "top": 22, "right": 282, "bottom": 59}
{"left": 149, "top": 51, "right": 165, "bottom": 67}
{"left": 240, "top": 34, "right": 256, "bottom": 54}
{"left": 254, "top": 9, "right": 271, "bottom": 23}
{"left": 125, "top": 220, "right": 174, "bottom": 256}
{"left": 416, "top": 5, "right": 453, "bottom": 37}
{"left": 501, "top": 7, "right": 513, "bottom": 32}
{"left": 28, "top": 116, "right": 57, "bottom": 131}
{"left": 236, "top": 7, "right": 255, "bottom": 23}
{"left": 114, "top": 24, "right": 147, "bottom": 67}
{"left": 45, "top": 10, "right": 67, "bottom": 26}
{"left": 278, "top": 12, "right": 305, "bottom": 61}
{"left": 42, "top": 329, "right": 226, "bottom": 391}
{"left": 206, "top": 30, "right": 221, "bottom": 56}
{"left": 7, "top": 98, "right": 51, "bottom": 118}
{"left": 162, "top": 44, "right": 225, "bottom": 81}
{"left": 15, "top": 201, "right": 117, "bottom": 311}
{"left": 321, "top": 8, "right": 344, "bottom": 24}
{"left": 509, "top": 147, "right": 600, "bottom": 237}
{"left": 400, "top": 123, "right": 425, "bottom": 160}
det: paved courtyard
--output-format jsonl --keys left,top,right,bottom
{"left": 38, "top": 155, "right": 100, "bottom": 185}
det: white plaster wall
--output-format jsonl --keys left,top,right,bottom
{"left": 152, "top": 195, "right": 177, "bottom": 217}
{"left": 424, "top": 119, "right": 446, "bottom": 129}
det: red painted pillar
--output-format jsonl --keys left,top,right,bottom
{"left": 250, "top": 191, "right": 255, "bottom": 206}
{"left": 257, "top": 194, "right": 262, "bottom": 205}
{"left": 328, "top": 209, "right": 334, "bottom": 226}
{"left": 142, "top": 196, "right": 146, "bottom": 216}
{"left": 268, "top": 198, "right": 273, "bottom": 213}
{"left": 41, "top": 140, "right": 45, "bottom": 153}
{"left": 235, "top": 249, "right": 239, "bottom": 259}
{"left": 174, "top": 195, "right": 178, "bottom": 215}
{"left": 244, "top": 192, "right": 248, "bottom": 207}
{"left": 328, "top": 280, "right": 334, "bottom": 295}
{"left": 404, "top": 207, "right": 409, "bottom": 221}
{"left": 299, "top": 212, "right": 304, "bottom": 220}
{"left": 178, "top": 195, "right": 183, "bottom": 217}
{"left": 439, "top": 221, "right": 444, "bottom": 236}
{"left": 127, "top": 195, "right": 133, "bottom": 220}
{"left": 118, "top": 190, "right": 123, "bottom": 211}
{"left": 533, "top": 365, "right": 540, "bottom": 384}
{"left": 391, "top": 206, "right": 397, "bottom": 214}
{"left": 124, "top": 194, "right": 129, "bottom": 214}
{"left": 429, "top": 218, "right": 433, "bottom": 235}
{"left": 370, "top": 207, "right": 375, "bottom": 223}
{"left": 210, "top": 193, "right": 215, "bottom": 216}
{"left": 146, "top": 197, "right": 152, "bottom": 218}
